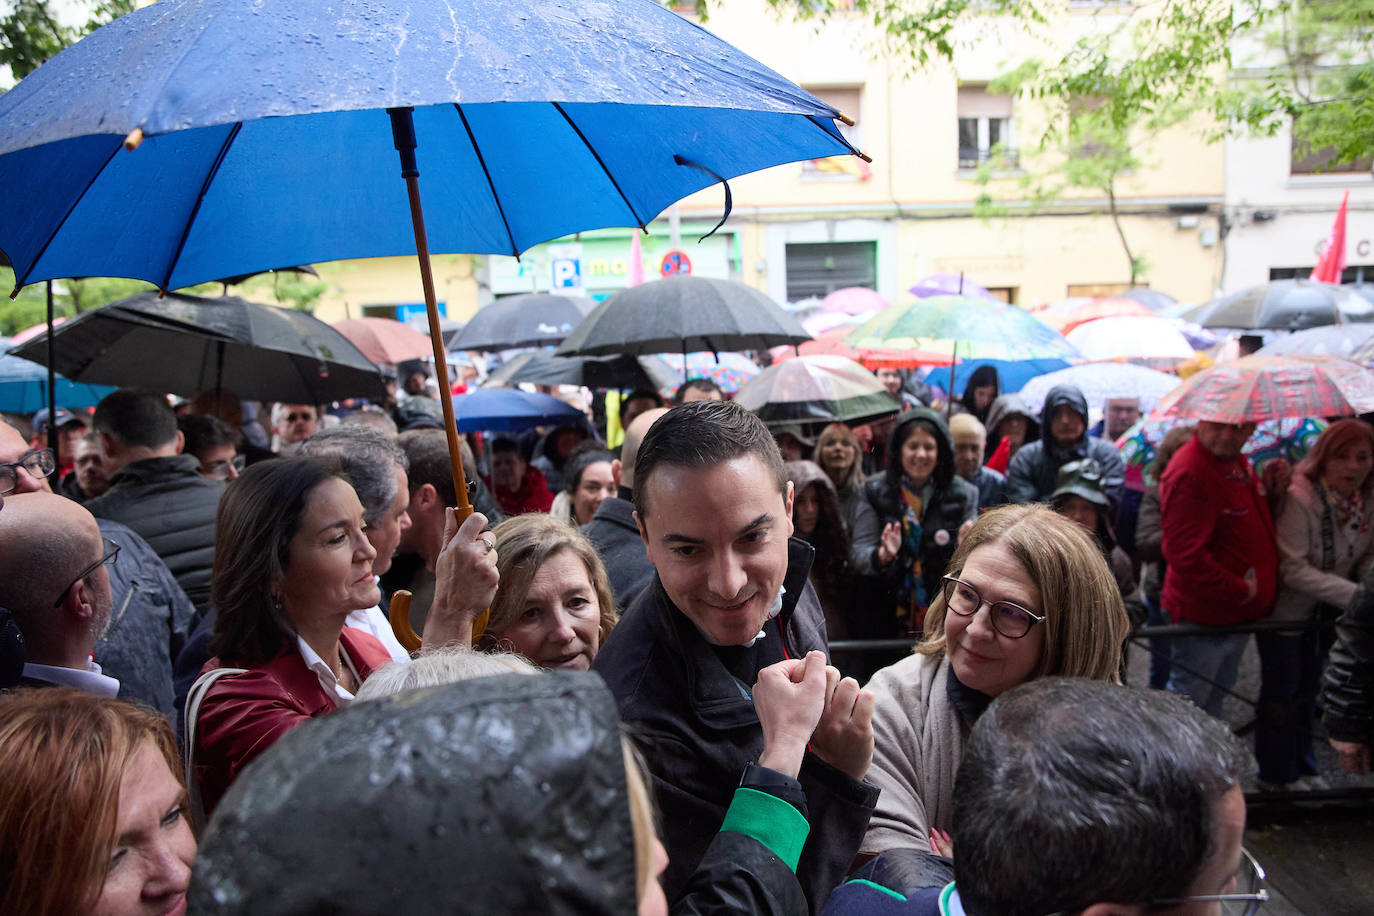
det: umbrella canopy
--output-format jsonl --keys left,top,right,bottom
{"left": 1064, "top": 316, "right": 1195, "bottom": 363}
{"left": 771, "top": 326, "right": 954, "bottom": 368}
{"left": 1118, "top": 416, "right": 1327, "bottom": 477}
{"left": 947, "top": 358, "right": 1070, "bottom": 395}
{"left": 1018, "top": 363, "right": 1182, "bottom": 417}
{"left": 484, "top": 351, "right": 660, "bottom": 391}
{"left": 451, "top": 388, "right": 585, "bottom": 433}
{"left": 819, "top": 287, "right": 887, "bottom": 316}
{"left": 1185, "top": 280, "right": 1374, "bottom": 331}
{"left": 1053, "top": 298, "right": 1156, "bottom": 335}
{"left": 732, "top": 355, "right": 900, "bottom": 427}
{"left": 1117, "top": 287, "right": 1177, "bottom": 312}
{"left": 908, "top": 273, "right": 997, "bottom": 301}
{"left": 555, "top": 276, "right": 808, "bottom": 357}
{"left": 1258, "top": 323, "right": 1374, "bottom": 360}
{"left": 405, "top": 313, "right": 464, "bottom": 348}
{"left": 1155, "top": 354, "right": 1374, "bottom": 424}
{"left": 0, "top": 0, "right": 859, "bottom": 293}
{"left": 450, "top": 293, "right": 597, "bottom": 353}
{"left": 800, "top": 309, "right": 877, "bottom": 338}
{"left": 330, "top": 317, "right": 433, "bottom": 365}
{"left": 0, "top": 341, "right": 115, "bottom": 413}
{"left": 845, "top": 295, "right": 1081, "bottom": 362}
{"left": 643, "top": 351, "right": 761, "bottom": 397}
{"left": 11, "top": 292, "right": 386, "bottom": 403}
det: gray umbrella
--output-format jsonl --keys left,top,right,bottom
{"left": 1185, "top": 279, "right": 1374, "bottom": 330}
{"left": 1117, "top": 287, "right": 1176, "bottom": 312}
{"left": 554, "top": 276, "right": 810, "bottom": 357}
{"left": 11, "top": 291, "right": 385, "bottom": 403}
{"left": 484, "top": 350, "right": 661, "bottom": 391}
{"left": 450, "top": 293, "right": 596, "bottom": 353}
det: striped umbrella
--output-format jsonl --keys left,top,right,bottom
{"left": 1155, "top": 354, "right": 1374, "bottom": 424}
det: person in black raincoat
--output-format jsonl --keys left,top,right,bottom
{"left": 188, "top": 669, "right": 822, "bottom": 915}
{"left": 1004, "top": 384, "right": 1125, "bottom": 509}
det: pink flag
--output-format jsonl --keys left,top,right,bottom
{"left": 628, "top": 232, "right": 646, "bottom": 288}
{"left": 1312, "top": 191, "right": 1350, "bottom": 284}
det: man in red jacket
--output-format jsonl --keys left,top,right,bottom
{"left": 1161, "top": 420, "right": 1278, "bottom": 716}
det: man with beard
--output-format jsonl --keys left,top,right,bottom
{"left": 0, "top": 492, "right": 119, "bottom": 696}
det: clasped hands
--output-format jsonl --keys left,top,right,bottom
{"left": 753, "top": 650, "right": 875, "bottom": 781}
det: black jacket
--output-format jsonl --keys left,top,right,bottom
{"left": 1323, "top": 563, "right": 1374, "bottom": 744}
{"left": 84, "top": 454, "right": 224, "bottom": 619}
{"left": 855, "top": 410, "right": 978, "bottom": 635}
{"left": 94, "top": 519, "right": 195, "bottom": 728}
{"left": 1004, "top": 385, "right": 1125, "bottom": 508}
{"left": 583, "top": 495, "right": 655, "bottom": 610}
{"left": 593, "top": 539, "right": 879, "bottom": 914}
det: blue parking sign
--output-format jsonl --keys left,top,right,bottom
{"left": 551, "top": 257, "right": 581, "bottom": 289}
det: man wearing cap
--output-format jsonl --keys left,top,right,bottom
{"left": 1048, "top": 459, "right": 1136, "bottom": 602}
{"left": 30, "top": 407, "right": 87, "bottom": 479}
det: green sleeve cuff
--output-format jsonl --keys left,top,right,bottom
{"left": 718, "top": 786, "right": 811, "bottom": 871}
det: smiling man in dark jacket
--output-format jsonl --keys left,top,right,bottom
{"left": 593, "top": 401, "right": 879, "bottom": 914}
{"left": 1004, "top": 384, "right": 1125, "bottom": 509}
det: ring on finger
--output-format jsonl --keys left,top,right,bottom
{"left": 479, "top": 536, "right": 495, "bottom": 554}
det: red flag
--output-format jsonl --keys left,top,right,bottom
{"left": 1312, "top": 190, "right": 1350, "bottom": 284}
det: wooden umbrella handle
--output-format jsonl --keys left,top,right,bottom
{"left": 388, "top": 589, "right": 421, "bottom": 653}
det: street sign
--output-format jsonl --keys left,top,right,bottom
{"left": 551, "top": 257, "right": 582, "bottom": 289}
{"left": 660, "top": 250, "right": 692, "bottom": 276}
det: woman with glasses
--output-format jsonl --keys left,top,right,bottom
{"left": 860, "top": 504, "right": 1130, "bottom": 856}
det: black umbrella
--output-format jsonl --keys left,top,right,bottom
{"left": 12, "top": 291, "right": 386, "bottom": 403}
{"left": 484, "top": 350, "right": 662, "bottom": 391}
{"left": 1185, "top": 279, "right": 1374, "bottom": 331}
{"left": 554, "top": 276, "right": 810, "bottom": 358}
{"left": 450, "top": 293, "right": 596, "bottom": 353}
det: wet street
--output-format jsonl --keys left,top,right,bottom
{"left": 1127, "top": 636, "right": 1374, "bottom": 915}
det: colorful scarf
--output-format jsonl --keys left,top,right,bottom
{"left": 895, "top": 477, "right": 932, "bottom": 628}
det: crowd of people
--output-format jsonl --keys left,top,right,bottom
{"left": 0, "top": 357, "right": 1371, "bottom": 914}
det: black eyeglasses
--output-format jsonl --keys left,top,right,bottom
{"left": 0, "top": 448, "right": 56, "bottom": 494}
{"left": 1152, "top": 848, "right": 1269, "bottom": 915}
{"left": 285, "top": 412, "right": 314, "bottom": 422}
{"left": 940, "top": 575, "right": 1045, "bottom": 639}
{"left": 53, "top": 536, "right": 120, "bottom": 607}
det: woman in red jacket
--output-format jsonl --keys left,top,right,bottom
{"left": 191, "top": 456, "right": 497, "bottom": 815}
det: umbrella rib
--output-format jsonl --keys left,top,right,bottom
{"left": 159, "top": 122, "right": 243, "bottom": 294}
{"left": 551, "top": 102, "right": 645, "bottom": 230}
{"left": 11, "top": 137, "right": 124, "bottom": 295}
{"left": 805, "top": 115, "right": 866, "bottom": 160}
{"left": 453, "top": 104, "right": 519, "bottom": 257}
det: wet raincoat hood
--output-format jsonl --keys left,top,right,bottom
{"left": 1039, "top": 384, "right": 1091, "bottom": 457}
{"left": 984, "top": 393, "right": 1039, "bottom": 444}
{"left": 189, "top": 672, "right": 638, "bottom": 915}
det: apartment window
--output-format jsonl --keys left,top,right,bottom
{"left": 1290, "top": 136, "right": 1373, "bottom": 175}
{"left": 957, "top": 85, "right": 1016, "bottom": 169}
{"left": 804, "top": 86, "right": 868, "bottom": 179}
{"left": 785, "top": 241, "right": 877, "bottom": 300}
{"left": 1270, "top": 265, "right": 1374, "bottom": 284}
{"left": 1066, "top": 282, "right": 1129, "bottom": 298}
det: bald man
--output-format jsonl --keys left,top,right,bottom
{"left": 583, "top": 407, "right": 669, "bottom": 607}
{"left": 0, "top": 419, "right": 193, "bottom": 720}
{"left": 0, "top": 492, "right": 119, "bottom": 695}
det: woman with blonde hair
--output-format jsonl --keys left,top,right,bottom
{"left": 480, "top": 513, "right": 618, "bottom": 670}
{"left": 861, "top": 503, "right": 1130, "bottom": 854}
{"left": 0, "top": 688, "right": 195, "bottom": 916}
{"left": 1260, "top": 417, "right": 1374, "bottom": 788}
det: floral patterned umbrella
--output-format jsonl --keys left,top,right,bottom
{"left": 1118, "top": 416, "right": 1327, "bottom": 480}
{"left": 1155, "top": 354, "right": 1374, "bottom": 424}
{"left": 645, "top": 351, "right": 760, "bottom": 398}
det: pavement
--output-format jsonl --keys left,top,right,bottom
{"left": 1127, "top": 636, "right": 1374, "bottom": 916}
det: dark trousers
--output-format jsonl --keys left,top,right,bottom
{"left": 1255, "top": 627, "right": 1326, "bottom": 784}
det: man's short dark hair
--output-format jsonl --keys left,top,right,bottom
{"left": 490, "top": 437, "right": 521, "bottom": 457}
{"left": 178, "top": 414, "right": 238, "bottom": 458}
{"left": 625, "top": 388, "right": 665, "bottom": 408}
{"left": 300, "top": 426, "right": 408, "bottom": 527}
{"left": 672, "top": 377, "right": 723, "bottom": 404}
{"left": 633, "top": 401, "right": 786, "bottom": 519}
{"left": 93, "top": 390, "right": 178, "bottom": 450}
{"left": 953, "top": 678, "right": 1251, "bottom": 916}
{"left": 396, "top": 429, "right": 469, "bottom": 508}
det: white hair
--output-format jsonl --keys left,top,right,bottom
{"left": 354, "top": 647, "right": 538, "bottom": 702}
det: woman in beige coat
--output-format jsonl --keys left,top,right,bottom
{"left": 1260, "top": 418, "right": 1374, "bottom": 788}
{"left": 860, "top": 504, "right": 1129, "bottom": 855}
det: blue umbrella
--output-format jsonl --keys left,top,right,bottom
{"left": 0, "top": 0, "right": 860, "bottom": 293}
{"left": 947, "top": 358, "right": 1072, "bottom": 396}
{"left": 451, "top": 388, "right": 585, "bottom": 433}
{"left": 0, "top": 340, "right": 115, "bottom": 413}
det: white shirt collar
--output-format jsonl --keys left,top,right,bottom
{"left": 22, "top": 660, "right": 120, "bottom": 698}
{"left": 295, "top": 635, "right": 357, "bottom": 705}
